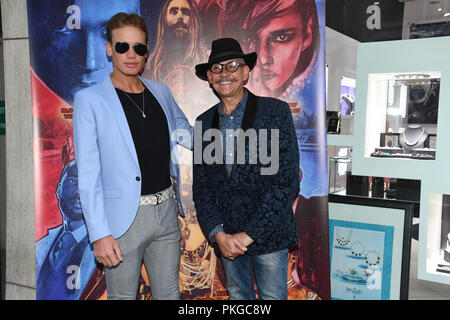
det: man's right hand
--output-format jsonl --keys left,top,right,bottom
{"left": 214, "top": 231, "right": 247, "bottom": 260}
{"left": 93, "top": 235, "right": 123, "bottom": 267}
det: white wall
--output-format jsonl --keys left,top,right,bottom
{"left": 326, "top": 27, "right": 360, "bottom": 112}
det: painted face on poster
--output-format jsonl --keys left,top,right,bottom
{"left": 28, "top": 0, "right": 141, "bottom": 104}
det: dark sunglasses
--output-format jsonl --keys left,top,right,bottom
{"left": 210, "top": 61, "right": 245, "bottom": 74}
{"left": 114, "top": 42, "right": 148, "bottom": 56}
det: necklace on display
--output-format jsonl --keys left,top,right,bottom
{"left": 335, "top": 228, "right": 352, "bottom": 247}
{"left": 402, "top": 128, "right": 425, "bottom": 146}
{"left": 365, "top": 250, "right": 381, "bottom": 266}
{"left": 350, "top": 241, "right": 365, "bottom": 258}
{"left": 122, "top": 90, "right": 146, "bottom": 118}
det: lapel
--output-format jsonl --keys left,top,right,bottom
{"left": 101, "top": 76, "right": 139, "bottom": 167}
{"left": 211, "top": 90, "right": 258, "bottom": 178}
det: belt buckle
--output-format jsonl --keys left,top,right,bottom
{"left": 156, "top": 194, "right": 162, "bottom": 205}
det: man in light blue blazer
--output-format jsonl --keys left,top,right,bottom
{"left": 73, "top": 12, "right": 192, "bottom": 300}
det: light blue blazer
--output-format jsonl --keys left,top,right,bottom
{"left": 73, "top": 76, "right": 192, "bottom": 243}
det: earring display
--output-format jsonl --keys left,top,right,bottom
{"left": 425, "top": 134, "right": 437, "bottom": 149}
{"left": 380, "top": 133, "right": 400, "bottom": 148}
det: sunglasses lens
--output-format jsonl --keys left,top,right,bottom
{"left": 134, "top": 44, "right": 148, "bottom": 56}
{"left": 115, "top": 42, "right": 130, "bottom": 54}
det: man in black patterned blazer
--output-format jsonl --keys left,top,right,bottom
{"left": 193, "top": 38, "right": 299, "bottom": 300}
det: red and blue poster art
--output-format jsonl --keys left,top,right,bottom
{"left": 28, "top": 0, "right": 329, "bottom": 300}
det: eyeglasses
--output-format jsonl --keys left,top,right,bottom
{"left": 210, "top": 61, "right": 245, "bottom": 74}
{"left": 114, "top": 42, "right": 148, "bottom": 56}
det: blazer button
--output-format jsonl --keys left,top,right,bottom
{"left": 136, "top": 177, "right": 141, "bottom": 181}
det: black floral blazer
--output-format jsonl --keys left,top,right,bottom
{"left": 193, "top": 90, "right": 300, "bottom": 256}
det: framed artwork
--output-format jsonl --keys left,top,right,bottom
{"left": 328, "top": 194, "right": 413, "bottom": 300}
{"left": 380, "top": 133, "right": 400, "bottom": 148}
{"left": 426, "top": 134, "right": 437, "bottom": 149}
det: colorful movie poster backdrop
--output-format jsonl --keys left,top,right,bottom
{"left": 28, "top": 0, "right": 329, "bottom": 300}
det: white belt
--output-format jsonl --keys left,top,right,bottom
{"left": 140, "top": 187, "right": 176, "bottom": 206}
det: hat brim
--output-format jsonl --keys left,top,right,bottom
{"left": 195, "top": 52, "right": 257, "bottom": 81}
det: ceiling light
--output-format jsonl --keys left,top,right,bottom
{"left": 394, "top": 74, "right": 431, "bottom": 80}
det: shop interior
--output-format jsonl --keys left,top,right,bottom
{"left": 326, "top": 0, "right": 450, "bottom": 299}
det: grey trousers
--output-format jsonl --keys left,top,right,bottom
{"left": 104, "top": 194, "right": 181, "bottom": 300}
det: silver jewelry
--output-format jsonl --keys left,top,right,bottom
{"left": 335, "top": 228, "right": 352, "bottom": 247}
{"left": 402, "top": 128, "right": 424, "bottom": 146}
{"left": 122, "top": 89, "right": 146, "bottom": 118}
{"left": 365, "top": 250, "right": 381, "bottom": 266}
{"left": 350, "top": 241, "right": 365, "bottom": 258}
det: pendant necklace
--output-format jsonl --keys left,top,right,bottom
{"left": 365, "top": 250, "right": 381, "bottom": 266}
{"left": 402, "top": 128, "right": 424, "bottom": 146}
{"left": 122, "top": 89, "right": 146, "bottom": 118}
{"left": 335, "top": 228, "right": 352, "bottom": 247}
{"left": 350, "top": 241, "right": 365, "bottom": 258}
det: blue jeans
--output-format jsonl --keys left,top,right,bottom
{"left": 221, "top": 248, "right": 288, "bottom": 300}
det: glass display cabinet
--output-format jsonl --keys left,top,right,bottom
{"left": 366, "top": 72, "right": 439, "bottom": 161}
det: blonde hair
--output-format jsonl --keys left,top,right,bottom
{"left": 107, "top": 12, "right": 148, "bottom": 44}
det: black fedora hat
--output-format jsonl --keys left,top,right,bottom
{"left": 195, "top": 38, "right": 257, "bottom": 81}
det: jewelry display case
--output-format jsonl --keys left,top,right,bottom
{"left": 364, "top": 72, "right": 439, "bottom": 161}
{"left": 327, "top": 145, "right": 353, "bottom": 195}
{"left": 329, "top": 156, "right": 351, "bottom": 194}
{"left": 419, "top": 192, "right": 450, "bottom": 283}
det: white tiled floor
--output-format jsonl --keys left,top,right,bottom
{"left": 408, "top": 239, "right": 450, "bottom": 300}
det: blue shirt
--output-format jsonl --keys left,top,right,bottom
{"left": 209, "top": 89, "right": 248, "bottom": 242}
{"left": 218, "top": 89, "right": 248, "bottom": 174}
